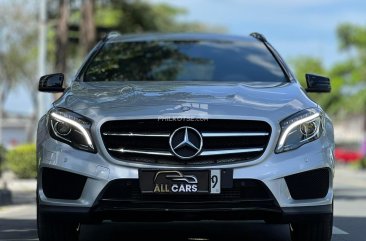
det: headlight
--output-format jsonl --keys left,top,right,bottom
{"left": 47, "top": 108, "right": 96, "bottom": 153}
{"left": 276, "top": 108, "right": 323, "bottom": 153}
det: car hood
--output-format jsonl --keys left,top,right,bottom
{"left": 54, "top": 81, "right": 317, "bottom": 123}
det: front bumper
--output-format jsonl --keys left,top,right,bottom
{"left": 38, "top": 138, "right": 334, "bottom": 205}
{"left": 38, "top": 167, "right": 333, "bottom": 224}
{"left": 37, "top": 125, "right": 334, "bottom": 224}
{"left": 38, "top": 203, "right": 333, "bottom": 223}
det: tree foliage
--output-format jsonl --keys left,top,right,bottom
{"left": 0, "top": 0, "right": 225, "bottom": 141}
{"left": 337, "top": 23, "right": 366, "bottom": 53}
{"left": 291, "top": 23, "right": 366, "bottom": 119}
{"left": 1, "top": 1, "right": 364, "bottom": 122}
{"left": 0, "top": 1, "right": 39, "bottom": 142}
{"left": 92, "top": 1, "right": 223, "bottom": 33}
{"left": 291, "top": 57, "right": 326, "bottom": 87}
{"left": 0, "top": 1, "right": 38, "bottom": 93}
{"left": 55, "top": 0, "right": 225, "bottom": 79}
{"left": 5, "top": 144, "right": 37, "bottom": 179}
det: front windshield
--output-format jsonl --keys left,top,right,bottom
{"left": 84, "top": 40, "right": 287, "bottom": 86}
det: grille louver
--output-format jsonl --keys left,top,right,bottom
{"left": 100, "top": 119, "right": 271, "bottom": 166}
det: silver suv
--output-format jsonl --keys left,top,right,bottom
{"left": 36, "top": 32, "right": 335, "bottom": 241}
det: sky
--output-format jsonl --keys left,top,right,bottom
{"left": 150, "top": 0, "right": 366, "bottom": 67}
{"left": 4, "top": 0, "right": 366, "bottom": 115}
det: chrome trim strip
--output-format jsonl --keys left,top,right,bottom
{"left": 103, "top": 132, "right": 170, "bottom": 137}
{"left": 104, "top": 132, "right": 269, "bottom": 138}
{"left": 108, "top": 148, "right": 173, "bottom": 156}
{"left": 109, "top": 147, "right": 263, "bottom": 157}
{"left": 200, "top": 148, "right": 264, "bottom": 156}
{"left": 201, "top": 132, "right": 269, "bottom": 137}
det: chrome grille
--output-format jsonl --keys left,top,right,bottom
{"left": 100, "top": 119, "right": 271, "bottom": 165}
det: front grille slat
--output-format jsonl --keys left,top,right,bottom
{"left": 109, "top": 148, "right": 173, "bottom": 156}
{"left": 108, "top": 147, "right": 264, "bottom": 157}
{"left": 103, "top": 132, "right": 170, "bottom": 137}
{"left": 101, "top": 119, "right": 271, "bottom": 165}
{"left": 103, "top": 131, "right": 269, "bottom": 138}
{"left": 200, "top": 148, "right": 264, "bottom": 156}
{"left": 202, "top": 132, "right": 269, "bottom": 137}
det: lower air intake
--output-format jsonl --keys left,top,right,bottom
{"left": 285, "top": 168, "right": 330, "bottom": 200}
{"left": 42, "top": 167, "right": 87, "bottom": 200}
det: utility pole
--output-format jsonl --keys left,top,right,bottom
{"left": 37, "top": 0, "right": 47, "bottom": 121}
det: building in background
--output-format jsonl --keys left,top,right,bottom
{"left": 0, "top": 113, "right": 33, "bottom": 149}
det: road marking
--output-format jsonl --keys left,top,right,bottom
{"left": 333, "top": 226, "right": 349, "bottom": 235}
{"left": 0, "top": 204, "right": 36, "bottom": 220}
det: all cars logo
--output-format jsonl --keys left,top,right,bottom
{"left": 153, "top": 171, "right": 198, "bottom": 193}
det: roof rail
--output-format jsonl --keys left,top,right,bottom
{"left": 102, "top": 31, "right": 121, "bottom": 41}
{"left": 250, "top": 32, "right": 267, "bottom": 42}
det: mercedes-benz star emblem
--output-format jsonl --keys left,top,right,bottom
{"left": 169, "top": 126, "right": 203, "bottom": 159}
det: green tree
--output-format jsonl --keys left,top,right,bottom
{"left": 92, "top": 0, "right": 224, "bottom": 33}
{"left": 0, "top": 1, "right": 38, "bottom": 102}
{"left": 0, "top": 0, "right": 225, "bottom": 140}
{"left": 0, "top": 1, "right": 39, "bottom": 141}
{"left": 0, "top": 145, "right": 6, "bottom": 175}
{"left": 336, "top": 23, "right": 366, "bottom": 118}
{"left": 291, "top": 23, "right": 366, "bottom": 120}
{"left": 51, "top": 0, "right": 225, "bottom": 88}
{"left": 290, "top": 56, "right": 342, "bottom": 115}
{"left": 5, "top": 144, "right": 37, "bottom": 179}
{"left": 291, "top": 57, "right": 326, "bottom": 87}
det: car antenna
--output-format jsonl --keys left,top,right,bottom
{"left": 250, "top": 32, "right": 267, "bottom": 42}
{"left": 102, "top": 31, "right": 122, "bottom": 42}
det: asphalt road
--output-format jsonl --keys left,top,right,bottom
{"left": 0, "top": 166, "right": 365, "bottom": 241}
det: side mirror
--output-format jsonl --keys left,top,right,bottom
{"left": 305, "top": 73, "right": 331, "bottom": 93}
{"left": 38, "top": 73, "right": 65, "bottom": 92}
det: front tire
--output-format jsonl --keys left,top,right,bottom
{"left": 289, "top": 215, "right": 333, "bottom": 241}
{"left": 37, "top": 202, "right": 80, "bottom": 241}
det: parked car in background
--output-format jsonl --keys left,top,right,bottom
{"left": 36, "top": 32, "right": 335, "bottom": 241}
{"left": 335, "top": 147, "right": 363, "bottom": 163}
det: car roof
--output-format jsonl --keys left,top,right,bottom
{"left": 107, "top": 32, "right": 258, "bottom": 43}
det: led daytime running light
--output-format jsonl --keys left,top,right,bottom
{"left": 50, "top": 112, "right": 94, "bottom": 149}
{"left": 277, "top": 112, "right": 320, "bottom": 150}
